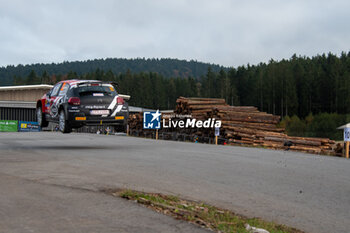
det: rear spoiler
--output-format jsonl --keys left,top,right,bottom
{"left": 77, "top": 81, "right": 116, "bottom": 86}
{"left": 118, "top": 94, "right": 130, "bottom": 100}
{"left": 76, "top": 81, "right": 131, "bottom": 100}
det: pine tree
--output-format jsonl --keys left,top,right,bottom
{"left": 25, "top": 70, "right": 39, "bottom": 85}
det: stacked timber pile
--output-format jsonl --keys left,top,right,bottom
{"left": 175, "top": 97, "right": 227, "bottom": 120}
{"left": 128, "top": 97, "right": 335, "bottom": 155}
{"left": 128, "top": 112, "right": 158, "bottom": 138}
{"left": 128, "top": 113, "right": 143, "bottom": 132}
{"left": 260, "top": 135, "right": 335, "bottom": 154}
{"left": 175, "top": 97, "right": 335, "bottom": 154}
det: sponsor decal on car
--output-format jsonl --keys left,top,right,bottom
{"left": 50, "top": 104, "right": 58, "bottom": 116}
{"left": 85, "top": 105, "right": 107, "bottom": 109}
{"left": 68, "top": 109, "right": 80, "bottom": 113}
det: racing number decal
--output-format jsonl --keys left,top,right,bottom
{"left": 50, "top": 96, "right": 65, "bottom": 117}
{"left": 49, "top": 96, "right": 58, "bottom": 117}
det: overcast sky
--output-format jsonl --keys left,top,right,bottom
{"left": 0, "top": 0, "right": 349, "bottom": 67}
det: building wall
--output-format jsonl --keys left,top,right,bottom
{"left": 0, "top": 107, "right": 36, "bottom": 121}
{"left": 0, "top": 89, "right": 50, "bottom": 102}
{"left": 0, "top": 88, "right": 51, "bottom": 122}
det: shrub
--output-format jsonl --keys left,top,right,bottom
{"left": 286, "top": 115, "right": 306, "bottom": 136}
{"left": 283, "top": 113, "right": 347, "bottom": 140}
{"left": 306, "top": 113, "right": 346, "bottom": 140}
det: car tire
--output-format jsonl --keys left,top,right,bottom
{"left": 59, "top": 110, "right": 71, "bottom": 133}
{"left": 37, "top": 107, "right": 49, "bottom": 128}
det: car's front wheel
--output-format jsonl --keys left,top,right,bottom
{"left": 37, "top": 107, "right": 48, "bottom": 128}
{"left": 59, "top": 110, "right": 71, "bottom": 133}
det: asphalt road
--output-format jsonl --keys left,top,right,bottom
{"left": 0, "top": 132, "right": 349, "bottom": 233}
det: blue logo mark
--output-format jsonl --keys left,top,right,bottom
{"left": 143, "top": 110, "right": 161, "bottom": 129}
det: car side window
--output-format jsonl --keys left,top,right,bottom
{"left": 58, "top": 82, "right": 70, "bottom": 96}
{"left": 51, "top": 83, "right": 62, "bottom": 97}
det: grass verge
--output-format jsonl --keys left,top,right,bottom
{"left": 105, "top": 189, "right": 304, "bottom": 233}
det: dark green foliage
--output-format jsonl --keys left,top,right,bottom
{"left": 306, "top": 113, "right": 346, "bottom": 140}
{"left": 281, "top": 113, "right": 347, "bottom": 140}
{"left": 0, "top": 58, "right": 224, "bottom": 85}
{"left": 286, "top": 115, "right": 306, "bottom": 137}
{"left": 26, "top": 70, "right": 40, "bottom": 85}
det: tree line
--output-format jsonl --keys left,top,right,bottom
{"left": 0, "top": 58, "right": 224, "bottom": 86}
{"left": 13, "top": 52, "right": 350, "bottom": 117}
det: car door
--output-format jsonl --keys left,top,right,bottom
{"left": 47, "top": 82, "right": 62, "bottom": 120}
{"left": 56, "top": 82, "right": 70, "bottom": 114}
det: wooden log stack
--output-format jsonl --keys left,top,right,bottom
{"left": 175, "top": 97, "right": 227, "bottom": 121}
{"left": 128, "top": 113, "right": 143, "bottom": 132}
{"left": 128, "top": 97, "right": 336, "bottom": 155}
{"left": 128, "top": 112, "right": 158, "bottom": 138}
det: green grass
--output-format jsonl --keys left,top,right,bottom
{"left": 115, "top": 189, "right": 304, "bottom": 233}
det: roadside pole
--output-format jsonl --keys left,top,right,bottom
{"left": 127, "top": 124, "right": 129, "bottom": 136}
{"left": 215, "top": 127, "right": 220, "bottom": 145}
{"left": 156, "top": 129, "right": 159, "bottom": 140}
{"left": 344, "top": 127, "right": 350, "bottom": 158}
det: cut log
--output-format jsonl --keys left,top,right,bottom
{"left": 264, "top": 136, "right": 322, "bottom": 146}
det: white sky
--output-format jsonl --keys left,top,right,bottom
{"left": 0, "top": 0, "right": 349, "bottom": 67}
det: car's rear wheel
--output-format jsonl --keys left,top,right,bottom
{"left": 37, "top": 107, "right": 48, "bottom": 128}
{"left": 59, "top": 110, "right": 71, "bottom": 133}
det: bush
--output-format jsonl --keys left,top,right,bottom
{"left": 283, "top": 113, "right": 347, "bottom": 140}
{"left": 286, "top": 115, "right": 306, "bottom": 137}
{"left": 306, "top": 113, "right": 346, "bottom": 140}
{"left": 278, "top": 115, "right": 291, "bottom": 129}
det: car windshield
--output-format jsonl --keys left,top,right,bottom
{"left": 76, "top": 85, "right": 116, "bottom": 97}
